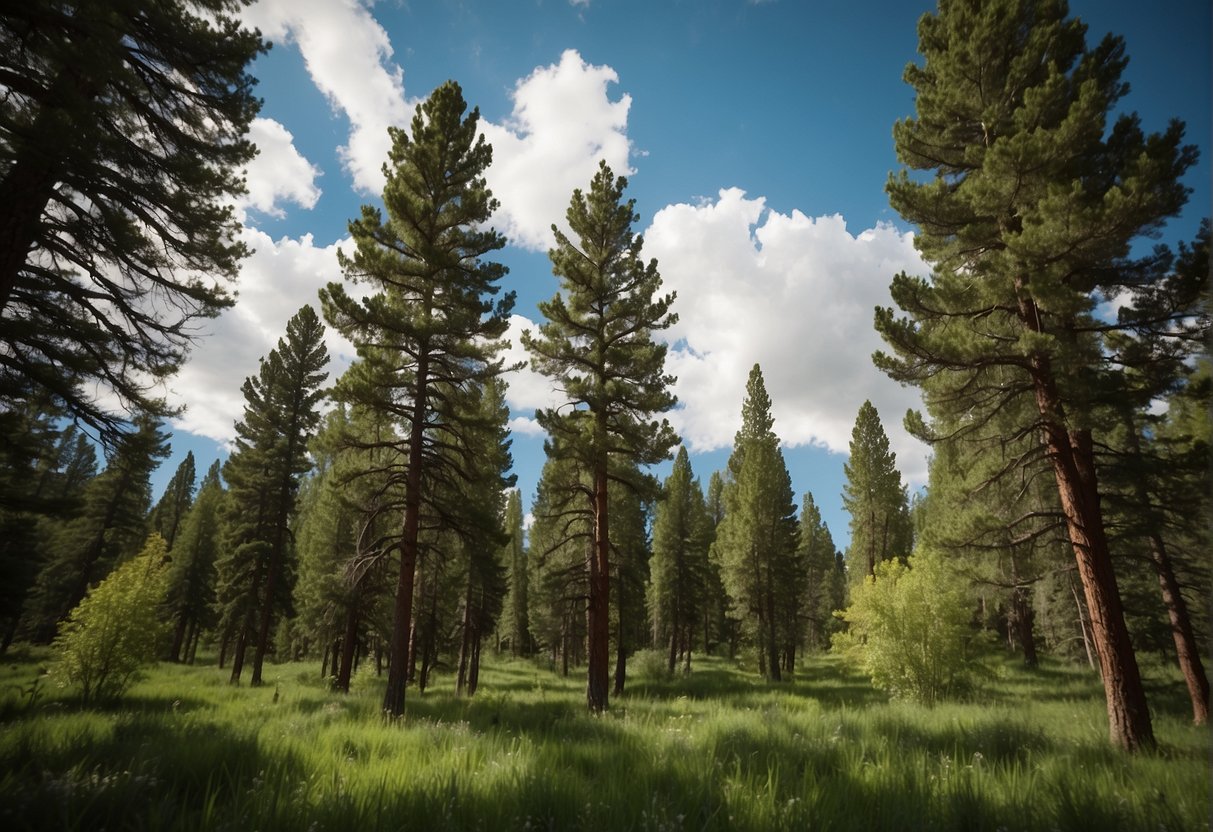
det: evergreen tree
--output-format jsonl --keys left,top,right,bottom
{"left": 0, "top": 2, "right": 265, "bottom": 442}
{"left": 319, "top": 81, "right": 514, "bottom": 717}
{"left": 527, "top": 457, "right": 590, "bottom": 676}
{"left": 647, "top": 447, "right": 710, "bottom": 673}
{"left": 216, "top": 305, "right": 328, "bottom": 685}
{"left": 523, "top": 161, "right": 678, "bottom": 712}
{"left": 499, "top": 489, "right": 531, "bottom": 656}
{"left": 702, "top": 470, "right": 737, "bottom": 656}
{"left": 712, "top": 365, "right": 799, "bottom": 681}
{"left": 149, "top": 452, "right": 196, "bottom": 549}
{"left": 798, "top": 493, "right": 843, "bottom": 651}
{"left": 163, "top": 461, "right": 223, "bottom": 664}
{"left": 0, "top": 418, "right": 97, "bottom": 651}
{"left": 23, "top": 417, "right": 167, "bottom": 641}
{"left": 841, "top": 401, "right": 911, "bottom": 585}
{"left": 875, "top": 0, "right": 1198, "bottom": 751}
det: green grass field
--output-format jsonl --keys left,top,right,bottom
{"left": 0, "top": 647, "right": 1206, "bottom": 831}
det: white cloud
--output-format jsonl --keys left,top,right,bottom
{"left": 481, "top": 49, "right": 633, "bottom": 252}
{"left": 645, "top": 189, "right": 932, "bottom": 484}
{"left": 167, "top": 228, "right": 355, "bottom": 443}
{"left": 242, "top": 0, "right": 412, "bottom": 194}
{"left": 240, "top": 118, "right": 322, "bottom": 219}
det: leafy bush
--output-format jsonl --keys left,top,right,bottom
{"left": 833, "top": 548, "right": 979, "bottom": 704}
{"left": 51, "top": 535, "right": 170, "bottom": 702}
{"left": 630, "top": 648, "right": 673, "bottom": 680}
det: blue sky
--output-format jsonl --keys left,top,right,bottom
{"left": 155, "top": 0, "right": 1212, "bottom": 549}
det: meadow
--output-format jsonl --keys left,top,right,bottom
{"left": 0, "top": 647, "right": 1206, "bottom": 831}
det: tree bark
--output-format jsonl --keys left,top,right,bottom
{"left": 1008, "top": 549, "right": 1037, "bottom": 667}
{"left": 170, "top": 614, "right": 188, "bottom": 663}
{"left": 1148, "top": 534, "right": 1209, "bottom": 724}
{"left": 383, "top": 357, "right": 427, "bottom": 716}
{"left": 1031, "top": 386, "right": 1153, "bottom": 748}
{"left": 586, "top": 464, "right": 611, "bottom": 712}
{"left": 336, "top": 603, "right": 359, "bottom": 693}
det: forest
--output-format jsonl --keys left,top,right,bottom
{"left": 0, "top": 1, "right": 1208, "bottom": 830}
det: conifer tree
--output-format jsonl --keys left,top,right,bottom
{"left": 163, "top": 461, "right": 224, "bottom": 663}
{"left": 216, "top": 304, "right": 328, "bottom": 685}
{"left": 841, "top": 401, "right": 911, "bottom": 584}
{"left": 610, "top": 471, "right": 652, "bottom": 695}
{"left": 712, "top": 365, "right": 799, "bottom": 680}
{"left": 523, "top": 161, "right": 678, "bottom": 712}
{"left": 702, "top": 470, "right": 736, "bottom": 656}
{"left": 648, "top": 447, "right": 710, "bottom": 673}
{"left": 500, "top": 489, "right": 531, "bottom": 656}
{"left": 320, "top": 81, "right": 514, "bottom": 717}
{"left": 798, "top": 493, "right": 843, "bottom": 651}
{"left": 149, "top": 452, "right": 196, "bottom": 549}
{"left": 23, "top": 417, "right": 167, "bottom": 641}
{"left": 875, "top": 0, "right": 1199, "bottom": 750}
{"left": 0, "top": 2, "right": 265, "bottom": 442}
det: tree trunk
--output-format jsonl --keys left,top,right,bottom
{"left": 1030, "top": 373, "right": 1153, "bottom": 749}
{"left": 469, "top": 635, "right": 481, "bottom": 697}
{"left": 1009, "top": 549, "right": 1037, "bottom": 667}
{"left": 457, "top": 578, "right": 475, "bottom": 697}
{"left": 383, "top": 358, "right": 427, "bottom": 717}
{"left": 336, "top": 603, "right": 359, "bottom": 693}
{"left": 1148, "top": 534, "right": 1209, "bottom": 724}
{"left": 229, "top": 627, "right": 248, "bottom": 684}
{"left": 614, "top": 571, "right": 627, "bottom": 696}
{"left": 170, "top": 614, "right": 188, "bottom": 663}
{"left": 586, "top": 465, "right": 610, "bottom": 712}
{"left": 1119, "top": 409, "right": 1208, "bottom": 724}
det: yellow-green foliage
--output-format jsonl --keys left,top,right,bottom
{"left": 834, "top": 548, "right": 976, "bottom": 704}
{"left": 51, "top": 534, "right": 170, "bottom": 702}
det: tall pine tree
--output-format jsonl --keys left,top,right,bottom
{"left": 712, "top": 365, "right": 799, "bottom": 681}
{"left": 841, "top": 401, "right": 912, "bottom": 585}
{"left": 523, "top": 161, "right": 678, "bottom": 712}
{"left": 875, "top": 0, "right": 1198, "bottom": 750}
{"left": 216, "top": 305, "right": 328, "bottom": 685}
{"left": 320, "top": 81, "right": 514, "bottom": 717}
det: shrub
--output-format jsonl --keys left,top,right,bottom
{"left": 833, "top": 547, "right": 978, "bottom": 704}
{"left": 51, "top": 535, "right": 171, "bottom": 703}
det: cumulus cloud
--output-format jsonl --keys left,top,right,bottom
{"left": 645, "top": 189, "right": 932, "bottom": 483}
{"left": 167, "top": 228, "right": 354, "bottom": 443}
{"left": 481, "top": 50, "right": 633, "bottom": 252}
{"left": 242, "top": 0, "right": 412, "bottom": 194}
{"left": 239, "top": 118, "right": 322, "bottom": 219}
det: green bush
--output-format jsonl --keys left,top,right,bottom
{"left": 51, "top": 534, "right": 171, "bottom": 703}
{"left": 833, "top": 548, "right": 978, "bottom": 704}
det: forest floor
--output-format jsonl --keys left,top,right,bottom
{"left": 0, "top": 645, "right": 1206, "bottom": 831}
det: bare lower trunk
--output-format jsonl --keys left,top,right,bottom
{"left": 169, "top": 614, "right": 188, "bottom": 663}
{"left": 336, "top": 603, "right": 359, "bottom": 693}
{"left": 1147, "top": 534, "right": 1209, "bottom": 724}
{"left": 1009, "top": 549, "right": 1037, "bottom": 667}
{"left": 383, "top": 359, "right": 427, "bottom": 717}
{"left": 586, "top": 466, "right": 610, "bottom": 712}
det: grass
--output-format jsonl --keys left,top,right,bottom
{"left": 0, "top": 646, "right": 1206, "bottom": 831}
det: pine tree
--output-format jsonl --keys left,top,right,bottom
{"left": 712, "top": 365, "right": 799, "bottom": 680}
{"left": 149, "top": 452, "right": 196, "bottom": 549}
{"left": 523, "top": 161, "right": 678, "bottom": 712}
{"left": 647, "top": 447, "right": 710, "bottom": 674}
{"left": 320, "top": 81, "right": 514, "bottom": 717}
{"left": 875, "top": 0, "right": 1199, "bottom": 751}
{"left": 163, "top": 461, "right": 223, "bottom": 664}
{"left": 0, "top": 2, "right": 265, "bottom": 441}
{"left": 798, "top": 493, "right": 842, "bottom": 651}
{"left": 500, "top": 489, "right": 531, "bottom": 656}
{"left": 841, "top": 401, "right": 911, "bottom": 585}
{"left": 216, "top": 304, "right": 328, "bottom": 685}
{"left": 23, "top": 417, "right": 167, "bottom": 641}
{"left": 702, "top": 470, "right": 737, "bottom": 656}
{"left": 610, "top": 469, "right": 652, "bottom": 695}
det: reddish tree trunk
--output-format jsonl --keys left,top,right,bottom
{"left": 1148, "top": 534, "right": 1209, "bottom": 724}
{"left": 586, "top": 465, "right": 611, "bottom": 712}
{"left": 1031, "top": 383, "right": 1154, "bottom": 749}
{"left": 383, "top": 358, "right": 427, "bottom": 716}
{"left": 336, "top": 603, "right": 359, "bottom": 693}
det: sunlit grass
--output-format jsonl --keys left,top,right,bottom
{"left": 0, "top": 645, "right": 1206, "bottom": 830}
